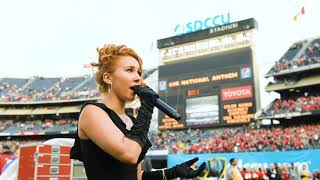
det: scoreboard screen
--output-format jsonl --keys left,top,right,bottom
{"left": 185, "top": 95, "right": 219, "bottom": 126}
{"left": 158, "top": 47, "right": 257, "bottom": 129}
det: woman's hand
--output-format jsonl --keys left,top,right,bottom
{"left": 141, "top": 157, "right": 206, "bottom": 180}
{"left": 130, "top": 85, "right": 159, "bottom": 109}
{"left": 166, "top": 157, "right": 207, "bottom": 178}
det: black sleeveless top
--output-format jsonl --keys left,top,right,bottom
{"left": 70, "top": 102, "right": 149, "bottom": 180}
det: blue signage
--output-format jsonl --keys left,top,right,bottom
{"left": 174, "top": 13, "right": 231, "bottom": 36}
{"left": 240, "top": 67, "right": 252, "bottom": 79}
{"left": 168, "top": 149, "right": 320, "bottom": 172}
{"left": 159, "top": 80, "right": 167, "bottom": 91}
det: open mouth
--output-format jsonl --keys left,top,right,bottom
{"left": 130, "top": 88, "right": 135, "bottom": 95}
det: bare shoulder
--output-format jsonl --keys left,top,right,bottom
{"left": 79, "top": 104, "right": 111, "bottom": 124}
{"left": 78, "top": 104, "right": 114, "bottom": 139}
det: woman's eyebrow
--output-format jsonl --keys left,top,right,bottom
{"left": 125, "top": 65, "right": 139, "bottom": 68}
{"left": 124, "top": 65, "right": 140, "bottom": 70}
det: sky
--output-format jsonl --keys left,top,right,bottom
{"left": 0, "top": 0, "right": 319, "bottom": 107}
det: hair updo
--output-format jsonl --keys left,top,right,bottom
{"left": 91, "top": 44, "right": 143, "bottom": 95}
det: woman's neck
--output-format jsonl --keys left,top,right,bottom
{"left": 101, "top": 94, "right": 126, "bottom": 116}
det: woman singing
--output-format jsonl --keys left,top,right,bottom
{"left": 70, "top": 44, "right": 206, "bottom": 180}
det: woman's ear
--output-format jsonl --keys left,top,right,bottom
{"left": 103, "top": 72, "right": 112, "bottom": 84}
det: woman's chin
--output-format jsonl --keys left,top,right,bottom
{"left": 127, "top": 95, "right": 136, "bottom": 102}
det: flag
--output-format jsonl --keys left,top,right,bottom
{"left": 293, "top": 6, "right": 305, "bottom": 22}
{"left": 301, "top": 6, "right": 305, "bottom": 15}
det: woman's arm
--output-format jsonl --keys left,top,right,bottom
{"left": 79, "top": 104, "right": 142, "bottom": 164}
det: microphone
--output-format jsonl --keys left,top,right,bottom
{"left": 131, "top": 85, "right": 181, "bottom": 121}
{"left": 155, "top": 98, "right": 181, "bottom": 121}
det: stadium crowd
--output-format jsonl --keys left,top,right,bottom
{"left": 229, "top": 163, "right": 318, "bottom": 180}
{"left": 150, "top": 123, "right": 320, "bottom": 154}
{"left": 0, "top": 122, "right": 319, "bottom": 179}
{"left": 0, "top": 118, "right": 77, "bottom": 134}
{"left": 0, "top": 76, "right": 99, "bottom": 102}
{"left": 1, "top": 140, "right": 319, "bottom": 179}
{"left": 268, "top": 39, "right": 320, "bottom": 74}
{"left": 0, "top": 68, "right": 160, "bottom": 102}
{"left": 0, "top": 122, "right": 318, "bottom": 156}
{"left": 262, "top": 94, "right": 320, "bottom": 117}
{"left": 197, "top": 162, "right": 319, "bottom": 180}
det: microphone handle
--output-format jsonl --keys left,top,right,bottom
{"left": 155, "top": 98, "right": 181, "bottom": 121}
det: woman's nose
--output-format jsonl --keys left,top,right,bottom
{"left": 134, "top": 74, "right": 141, "bottom": 84}
{"left": 134, "top": 78, "right": 141, "bottom": 84}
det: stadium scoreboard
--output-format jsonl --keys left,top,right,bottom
{"left": 157, "top": 18, "right": 260, "bottom": 129}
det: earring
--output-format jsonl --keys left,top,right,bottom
{"left": 108, "top": 83, "right": 112, "bottom": 93}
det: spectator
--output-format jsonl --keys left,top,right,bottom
{"left": 267, "top": 164, "right": 281, "bottom": 180}
{"left": 289, "top": 162, "right": 300, "bottom": 180}
{"left": 313, "top": 169, "right": 319, "bottom": 180}
{"left": 300, "top": 164, "right": 312, "bottom": 180}
{"left": 225, "top": 158, "right": 243, "bottom": 180}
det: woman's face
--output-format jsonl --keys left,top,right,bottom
{"left": 109, "top": 56, "right": 142, "bottom": 101}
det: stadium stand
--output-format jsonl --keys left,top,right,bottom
{"left": 0, "top": 119, "right": 77, "bottom": 135}
{"left": 266, "top": 37, "right": 320, "bottom": 77}
{"left": 260, "top": 94, "right": 320, "bottom": 117}
{"left": 0, "top": 69, "right": 156, "bottom": 147}
{"left": 150, "top": 123, "right": 320, "bottom": 153}
{"left": 259, "top": 36, "right": 320, "bottom": 121}
{"left": 0, "top": 65, "right": 319, "bottom": 179}
{"left": 0, "top": 75, "right": 99, "bottom": 102}
{"left": 245, "top": 36, "right": 320, "bottom": 179}
{"left": 0, "top": 68, "right": 156, "bottom": 102}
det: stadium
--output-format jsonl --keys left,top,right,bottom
{"left": 0, "top": 17, "right": 319, "bottom": 180}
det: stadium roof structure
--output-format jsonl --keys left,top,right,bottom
{"left": 265, "top": 63, "right": 320, "bottom": 78}
{"left": 256, "top": 110, "right": 313, "bottom": 120}
{"left": 157, "top": 18, "right": 257, "bottom": 49}
{"left": 142, "top": 68, "right": 158, "bottom": 80}
{"left": 265, "top": 74, "right": 320, "bottom": 92}
{"left": 0, "top": 97, "right": 98, "bottom": 105}
{"left": 265, "top": 36, "right": 320, "bottom": 78}
{"left": 0, "top": 105, "right": 82, "bottom": 116}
